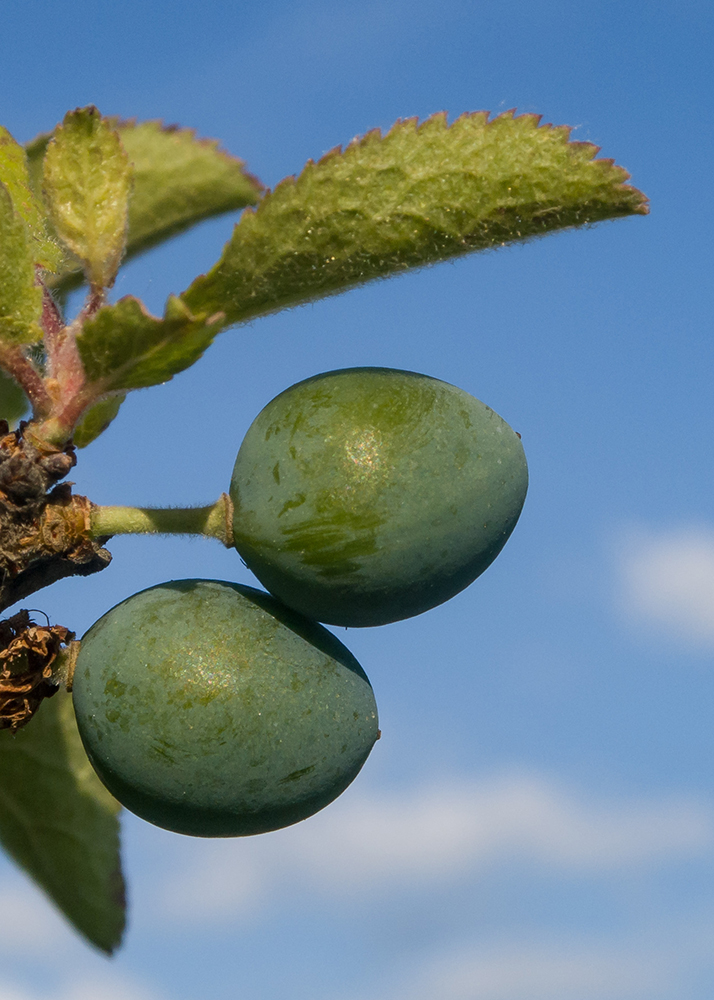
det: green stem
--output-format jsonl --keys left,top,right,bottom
{"left": 90, "top": 493, "right": 234, "bottom": 547}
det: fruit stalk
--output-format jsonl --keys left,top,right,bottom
{"left": 89, "top": 493, "right": 234, "bottom": 547}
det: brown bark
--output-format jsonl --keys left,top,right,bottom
{"left": 0, "top": 422, "right": 112, "bottom": 615}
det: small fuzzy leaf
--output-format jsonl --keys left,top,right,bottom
{"left": 0, "top": 690, "right": 125, "bottom": 953}
{"left": 77, "top": 295, "right": 224, "bottom": 393}
{"left": 0, "top": 126, "right": 63, "bottom": 272}
{"left": 181, "top": 111, "right": 648, "bottom": 325}
{"left": 73, "top": 393, "right": 126, "bottom": 448}
{"left": 27, "top": 121, "right": 262, "bottom": 292}
{"left": 42, "top": 107, "right": 132, "bottom": 289}
{"left": 0, "top": 183, "right": 43, "bottom": 343}
{"left": 0, "top": 371, "right": 29, "bottom": 425}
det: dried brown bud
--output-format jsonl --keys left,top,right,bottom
{"left": 0, "top": 611, "right": 75, "bottom": 731}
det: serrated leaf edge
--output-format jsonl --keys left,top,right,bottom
{"left": 106, "top": 117, "right": 264, "bottom": 199}
{"left": 78, "top": 294, "right": 225, "bottom": 395}
{"left": 42, "top": 106, "right": 133, "bottom": 289}
{"left": 179, "top": 108, "right": 648, "bottom": 329}
{"left": 257, "top": 109, "right": 648, "bottom": 213}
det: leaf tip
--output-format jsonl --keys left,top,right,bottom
{"left": 416, "top": 111, "right": 449, "bottom": 135}
{"left": 317, "top": 144, "right": 344, "bottom": 166}
{"left": 62, "top": 105, "right": 101, "bottom": 128}
{"left": 116, "top": 294, "right": 154, "bottom": 319}
{"left": 568, "top": 138, "right": 601, "bottom": 159}
{"left": 343, "top": 127, "right": 378, "bottom": 152}
{"left": 513, "top": 111, "right": 544, "bottom": 129}
{"left": 625, "top": 185, "right": 650, "bottom": 214}
{"left": 386, "top": 116, "right": 420, "bottom": 140}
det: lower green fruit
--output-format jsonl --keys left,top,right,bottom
{"left": 231, "top": 367, "right": 528, "bottom": 627}
{"left": 72, "top": 580, "right": 379, "bottom": 837}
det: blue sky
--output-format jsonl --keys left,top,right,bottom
{"left": 1, "top": 0, "right": 714, "bottom": 997}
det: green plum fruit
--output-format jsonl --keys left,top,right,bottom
{"left": 230, "top": 367, "right": 528, "bottom": 627}
{"left": 71, "top": 579, "right": 379, "bottom": 837}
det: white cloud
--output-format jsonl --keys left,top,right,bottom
{"left": 0, "top": 980, "right": 164, "bottom": 1000}
{"left": 619, "top": 527, "right": 714, "bottom": 643}
{"left": 0, "top": 881, "right": 165, "bottom": 1000}
{"left": 345, "top": 909, "right": 714, "bottom": 1000}
{"left": 0, "top": 886, "right": 72, "bottom": 953}
{"left": 52, "top": 982, "right": 164, "bottom": 1000}
{"left": 343, "top": 938, "right": 677, "bottom": 1000}
{"left": 156, "top": 775, "right": 713, "bottom": 923}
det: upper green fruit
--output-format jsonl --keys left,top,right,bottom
{"left": 230, "top": 367, "right": 528, "bottom": 627}
{"left": 71, "top": 579, "right": 379, "bottom": 837}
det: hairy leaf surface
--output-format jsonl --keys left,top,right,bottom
{"left": 182, "top": 111, "right": 648, "bottom": 325}
{"left": 0, "top": 690, "right": 125, "bottom": 952}
{"left": 42, "top": 107, "right": 131, "bottom": 289}
{"left": 0, "top": 183, "right": 43, "bottom": 343}
{"left": 77, "top": 295, "right": 224, "bottom": 392}
{"left": 27, "top": 120, "right": 262, "bottom": 292}
{"left": 0, "top": 126, "right": 63, "bottom": 272}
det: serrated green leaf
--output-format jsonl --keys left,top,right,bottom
{"left": 0, "top": 183, "right": 43, "bottom": 344}
{"left": 0, "top": 690, "right": 125, "bottom": 952}
{"left": 0, "top": 370, "right": 29, "bottom": 425}
{"left": 73, "top": 392, "right": 126, "bottom": 447}
{"left": 181, "top": 111, "right": 648, "bottom": 326}
{"left": 116, "top": 119, "right": 262, "bottom": 255}
{"left": 27, "top": 120, "right": 262, "bottom": 294}
{"left": 0, "top": 126, "right": 63, "bottom": 272}
{"left": 77, "top": 295, "right": 223, "bottom": 393}
{"left": 43, "top": 107, "right": 132, "bottom": 289}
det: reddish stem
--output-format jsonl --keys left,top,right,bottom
{"left": 79, "top": 286, "right": 107, "bottom": 323}
{"left": 54, "top": 384, "right": 103, "bottom": 432}
{"left": 28, "top": 380, "right": 106, "bottom": 448}
{"left": 37, "top": 268, "right": 64, "bottom": 335}
{"left": 3, "top": 280, "right": 109, "bottom": 447}
{"left": 0, "top": 344, "right": 52, "bottom": 417}
{"left": 40, "top": 284, "right": 65, "bottom": 371}
{"left": 39, "top": 282, "right": 96, "bottom": 444}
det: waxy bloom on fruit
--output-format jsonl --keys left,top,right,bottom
{"left": 231, "top": 368, "right": 528, "bottom": 626}
{"left": 72, "top": 580, "right": 379, "bottom": 837}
